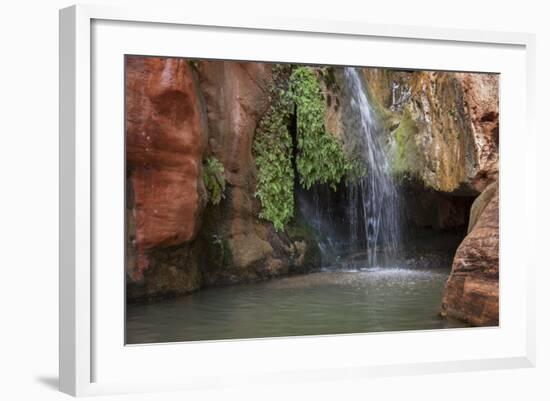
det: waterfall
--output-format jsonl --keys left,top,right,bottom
{"left": 343, "top": 67, "right": 402, "bottom": 266}
{"left": 295, "top": 67, "right": 402, "bottom": 268}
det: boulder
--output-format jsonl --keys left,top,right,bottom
{"left": 441, "top": 181, "right": 499, "bottom": 326}
{"left": 467, "top": 181, "right": 498, "bottom": 233}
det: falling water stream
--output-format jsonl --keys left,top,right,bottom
{"left": 297, "top": 68, "right": 402, "bottom": 267}
{"left": 343, "top": 67, "right": 402, "bottom": 265}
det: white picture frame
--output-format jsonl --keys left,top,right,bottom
{"left": 59, "top": 3, "right": 536, "bottom": 397}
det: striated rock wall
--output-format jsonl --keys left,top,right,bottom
{"left": 196, "top": 61, "right": 280, "bottom": 282}
{"left": 125, "top": 56, "right": 207, "bottom": 283}
{"left": 441, "top": 181, "right": 499, "bottom": 326}
{"left": 455, "top": 73, "right": 500, "bottom": 191}
{"left": 362, "top": 68, "right": 499, "bottom": 193}
{"left": 196, "top": 61, "right": 316, "bottom": 284}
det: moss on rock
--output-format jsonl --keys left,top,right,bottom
{"left": 361, "top": 68, "right": 478, "bottom": 193}
{"left": 391, "top": 108, "right": 420, "bottom": 178}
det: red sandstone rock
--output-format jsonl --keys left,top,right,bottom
{"left": 455, "top": 73, "right": 499, "bottom": 191}
{"left": 197, "top": 61, "right": 278, "bottom": 270}
{"left": 441, "top": 181, "right": 499, "bottom": 326}
{"left": 126, "top": 56, "right": 206, "bottom": 279}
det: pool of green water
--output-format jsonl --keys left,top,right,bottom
{"left": 126, "top": 265, "right": 468, "bottom": 344}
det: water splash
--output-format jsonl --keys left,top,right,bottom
{"left": 343, "top": 67, "right": 402, "bottom": 266}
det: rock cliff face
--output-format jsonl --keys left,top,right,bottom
{"left": 455, "top": 73, "right": 500, "bottom": 191}
{"left": 361, "top": 68, "right": 499, "bottom": 193}
{"left": 441, "top": 181, "right": 499, "bottom": 326}
{"left": 324, "top": 67, "right": 498, "bottom": 234}
{"left": 126, "top": 59, "right": 318, "bottom": 299}
{"left": 125, "top": 57, "right": 207, "bottom": 283}
{"left": 195, "top": 61, "right": 305, "bottom": 284}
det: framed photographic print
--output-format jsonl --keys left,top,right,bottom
{"left": 59, "top": 4, "right": 536, "bottom": 396}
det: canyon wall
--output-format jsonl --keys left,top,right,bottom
{"left": 126, "top": 58, "right": 319, "bottom": 300}
{"left": 361, "top": 69, "right": 499, "bottom": 193}
{"left": 319, "top": 68, "right": 499, "bottom": 233}
{"left": 194, "top": 61, "right": 316, "bottom": 285}
{"left": 125, "top": 57, "right": 207, "bottom": 298}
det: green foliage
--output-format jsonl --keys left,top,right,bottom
{"left": 253, "top": 72, "right": 295, "bottom": 232}
{"left": 253, "top": 65, "right": 352, "bottom": 231}
{"left": 203, "top": 157, "right": 226, "bottom": 205}
{"left": 288, "top": 67, "right": 351, "bottom": 190}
